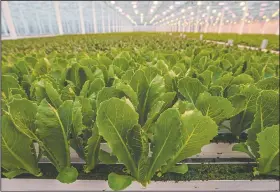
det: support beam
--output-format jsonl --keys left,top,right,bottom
{"left": 218, "top": 9, "right": 225, "bottom": 34}
{"left": 54, "top": 1, "right": 63, "bottom": 35}
{"left": 92, "top": 1, "right": 97, "bottom": 33}
{"left": 79, "top": 2, "right": 85, "bottom": 34}
{"left": 107, "top": 6, "right": 111, "bottom": 33}
{"left": 1, "top": 1, "right": 17, "bottom": 38}
{"left": 195, "top": 4, "right": 201, "bottom": 32}
{"left": 204, "top": 6, "right": 211, "bottom": 33}
{"left": 261, "top": 21, "right": 267, "bottom": 34}
{"left": 101, "top": 2, "right": 105, "bottom": 33}
{"left": 239, "top": 2, "right": 248, "bottom": 34}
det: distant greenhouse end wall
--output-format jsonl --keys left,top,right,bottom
{"left": 1, "top": 1, "right": 279, "bottom": 39}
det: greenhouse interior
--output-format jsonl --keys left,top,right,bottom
{"left": 1, "top": 1, "right": 280, "bottom": 191}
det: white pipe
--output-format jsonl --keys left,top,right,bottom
{"left": 239, "top": 2, "right": 248, "bottom": 34}
{"left": 195, "top": 5, "right": 201, "bottom": 32}
{"left": 79, "top": 2, "right": 85, "bottom": 34}
{"left": 92, "top": 1, "right": 97, "bottom": 33}
{"left": 101, "top": 2, "right": 105, "bottom": 33}
{"left": 107, "top": 6, "right": 111, "bottom": 33}
{"left": 54, "top": 1, "right": 63, "bottom": 35}
{"left": 262, "top": 21, "right": 267, "bottom": 34}
{"left": 1, "top": 1, "right": 17, "bottom": 38}
{"left": 218, "top": 9, "right": 225, "bottom": 33}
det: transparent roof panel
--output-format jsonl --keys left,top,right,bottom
{"left": 1, "top": 1, "right": 279, "bottom": 37}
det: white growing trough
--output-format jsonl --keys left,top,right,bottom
{"left": 2, "top": 179, "right": 279, "bottom": 191}
{"left": 2, "top": 142, "right": 279, "bottom": 191}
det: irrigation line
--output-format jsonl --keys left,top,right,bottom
{"left": 38, "top": 161, "right": 257, "bottom": 165}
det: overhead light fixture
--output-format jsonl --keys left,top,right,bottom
{"left": 197, "top": 1, "right": 202, "bottom": 5}
{"left": 242, "top": 7, "right": 246, "bottom": 11}
{"left": 219, "top": 2, "right": 225, "bottom": 5}
{"left": 133, "top": 5, "right": 137, "bottom": 8}
{"left": 212, "top": 9, "right": 216, "bottom": 13}
{"left": 153, "top": 1, "right": 158, "bottom": 5}
{"left": 110, "top": 1, "right": 115, "bottom": 4}
{"left": 240, "top": 2, "right": 245, "bottom": 6}
{"left": 131, "top": 1, "right": 137, "bottom": 5}
{"left": 169, "top": 5, "right": 173, "bottom": 9}
{"left": 181, "top": 9, "right": 185, "bottom": 13}
{"left": 175, "top": 2, "right": 180, "bottom": 5}
{"left": 150, "top": 9, "right": 154, "bottom": 13}
{"left": 207, "top": 6, "right": 210, "bottom": 10}
{"left": 191, "top": 12, "right": 194, "bottom": 15}
{"left": 163, "top": 12, "right": 166, "bottom": 15}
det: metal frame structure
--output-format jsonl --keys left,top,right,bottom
{"left": 1, "top": 1, "right": 279, "bottom": 39}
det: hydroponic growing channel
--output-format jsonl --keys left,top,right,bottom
{"left": 1, "top": 32, "right": 279, "bottom": 191}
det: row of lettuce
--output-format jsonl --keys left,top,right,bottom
{"left": 1, "top": 33, "right": 279, "bottom": 190}
{"left": 175, "top": 32, "right": 279, "bottom": 51}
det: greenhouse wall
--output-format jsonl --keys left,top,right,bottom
{"left": 1, "top": 1, "right": 279, "bottom": 40}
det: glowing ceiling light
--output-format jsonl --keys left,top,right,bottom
{"left": 197, "top": 1, "right": 202, "bottom": 5}
{"left": 212, "top": 10, "right": 216, "bottom": 13}
{"left": 207, "top": 6, "right": 210, "bottom": 10}
{"left": 219, "top": 2, "right": 225, "bottom": 5}
{"left": 242, "top": 7, "right": 246, "bottom": 11}
{"left": 133, "top": 5, "right": 137, "bottom": 8}
{"left": 163, "top": 12, "right": 166, "bottom": 15}
{"left": 110, "top": 1, "right": 115, "bottom": 4}
{"left": 175, "top": 2, "right": 181, "bottom": 5}
{"left": 191, "top": 12, "right": 194, "bottom": 15}
{"left": 153, "top": 1, "right": 158, "bottom": 5}
{"left": 240, "top": 2, "right": 245, "bottom": 6}
{"left": 150, "top": 9, "right": 154, "bottom": 13}
{"left": 169, "top": 5, "right": 173, "bottom": 9}
{"left": 181, "top": 9, "right": 185, "bottom": 13}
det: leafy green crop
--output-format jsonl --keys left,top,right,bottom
{"left": 1, "top": 33, "right": 279, "bottom": 190}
